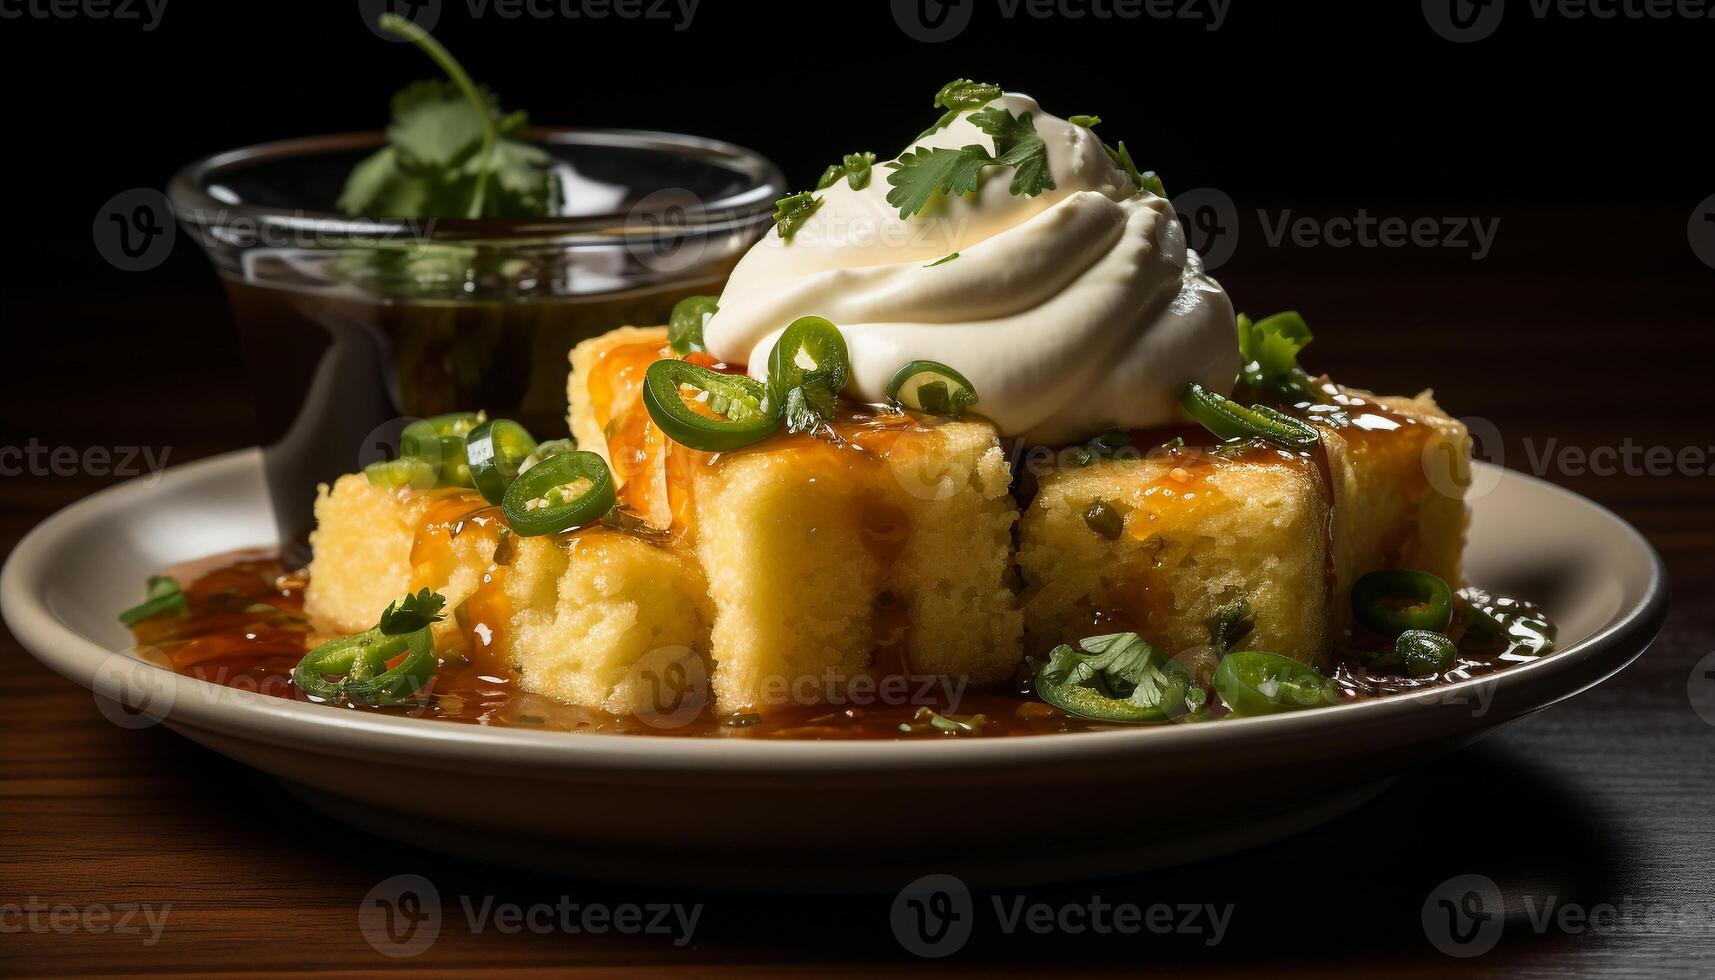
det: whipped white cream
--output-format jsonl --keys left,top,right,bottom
{"left": 703, "top": 93, "right": 1238, "bottom": 446}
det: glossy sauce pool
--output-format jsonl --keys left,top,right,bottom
{"left": 129, "top": 549, "right": 1554, "bottom": 740}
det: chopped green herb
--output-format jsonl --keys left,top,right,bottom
{"left": 1070, "top": 428, "right": 1133, "bottom": 466}
{"left": 968, "top": 105, "right": 1055, "bottom": 198}
{"left": 338, "top": 16, "right": 555, "bottom": 219}
{"left": 1082, "top": 499, "right": 1124, "bottom": 540}
{"left": 772, "top": 191, "right": 822, "bottom": 241}
{"left": 118, "top": 576, "right": 188, "bottom": 628}
{"left": 917, "top": 78, "right": 1003, "bottom": 138}
{"left": 1236, "top": 311, "right": 1322, "bottom": 404}
{"left": 725, "top": 712, "right": 763, "bottom": 728}
{"left": 886, "top": 104, "right": 1053, "bottom": 220}
{"left": 816, "top": 151, "right": 878, "bottom": 191}
{"left": 925, "top": 251, "right": 960, "bottom": 267}
{"left": 378, "top": 588, "right": 448, "bottom": 636}
{"left": 1207, "top": 594, "right": 1256, "bottom": 655}
{"left": 898, "top": 706, "right": 988, "bottom": 735}
{"left": 1069, "top": 114, "right": 1102, "bottom": 128}
{"left": 1032, "top": 632, "right": 1202, "bottom": 723}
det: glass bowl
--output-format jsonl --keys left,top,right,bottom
{"left": 169, "top": 128, "right": 784, "bottom": 559}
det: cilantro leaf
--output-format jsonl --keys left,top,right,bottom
{"left": 338, "top": 17, "right": 554, "bottom": 220}
{"left": 1103, "top": 140, "right": 1164, "bottom": 197}
{"left": 771, "top": 191, "right": 822, "bottom": 241}
{"left": 1069, "top": 114, "right": 1102, "bottom": 128}
{"left": 884, "top": 145, "right": 991, "bottom": 219}
{"left": 918, "top": 78, "right": 1003, "bottom": 138}
{"left": 816, "top": 151, "right": 878, "bottom": 191}
{"left": 378, "top": 588, "right": 448, "bottom": 636}
{"left": 969, "top": 106, "right": 1055, "bottom": 198}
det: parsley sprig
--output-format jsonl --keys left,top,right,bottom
{"left": 884, "top": 104, "right": 1055, "bottom": 219}
{"left": 337, "top": 15, "right": 556, "bottom": 219}
{"left": 816, "top": 151, "right": 878, "bottom": 191}
{"left": 918, "top": 79, "right": 1003, "bottom": 138}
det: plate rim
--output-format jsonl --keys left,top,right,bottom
{"left": 1, "top": 448, "right": 1670, "bottom": 774}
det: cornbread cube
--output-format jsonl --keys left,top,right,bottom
{"left": 568, "top": 326, "right": 1022, "bottom": 711}
{"left": 1318, "top": 389, "right": 1470, "bottom": 644}
{"left": 1018, "top": 388, "right": 1471, "bottom": 667}
{"left": 1017, "top": 447, "right": 1333, "bottom": 668}
{"left": 691, "top": 421, "right": 1021, "bottom": 710}
{"left": 504, "top": 527, "right": 711, "bottom": 717}
{"left": 303, "top": 474, "right": 711, "bottom": 715}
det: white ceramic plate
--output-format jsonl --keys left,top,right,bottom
{"left": 1, "top": 450, "right": 1667, "bottom": 890}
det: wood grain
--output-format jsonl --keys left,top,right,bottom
{"left": 3, "top": 270, "right": 1712, "bottom": 978}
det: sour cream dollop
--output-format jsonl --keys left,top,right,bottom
{"left": 703, "top": 93, "right": 1238, "bottom": 446}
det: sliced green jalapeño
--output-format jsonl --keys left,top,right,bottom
{"left": 501, "top": 449, "right": 616, "bottom": 536}
{"left": 400, "top": 411, "right": 485, "bottom": 487}
{"left": 886, "top": 360, "right": 978, "bottom": 418}
{"left": 767, "top": 316, "right": 850, "bottom": 433}
{"left": 464, "top": 418, "right": 538, "bottom": 506}
{"left": 668, "top": 295, "right": 718, "bottom": 355}
{"left": 1397, "top": 629, "right": 1457, "bottom": 677}
{"left": 643, "top": 359, "right": 781, "bottom": 451}
{"left": 363, "top": 457, "right": 437, "bottom": 490}
{"left": 293, "top": 626, "right": 436, "bottom": 706}
{"left": 1033, "top": 632, "right": 1203, "bottom": 724}
{"left": 1213, "top": 651, "right": 1339, "bottom": 716}
{"left": 1351, "top": 569, "right": 1455, "bottom": 637}
{"left": 1179, "top": 382, "right": 1319, "bottom": 449}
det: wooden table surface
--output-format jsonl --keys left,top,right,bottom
{"left": 4, "top": 231, "right": 1713, "bottom": 977}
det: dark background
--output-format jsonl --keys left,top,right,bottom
{"left": 3, "top": 3, "right": 1713, "bottom": 976}
{"left": 5, "top": 1, "right": 1711, "bottom": 446}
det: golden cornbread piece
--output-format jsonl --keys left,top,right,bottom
{"left": 303, "top": 474, "right": 711, "bottom": 716}
{"left": 1017, "top": 446, "right": 1332, "bottom": 668}
{"left": 504, "top": 527, "right": 711, "bottom": 717}
{"left": 1018, "top": 388, "right": 1471, "bottom": 667}
{"left": 1319, "top": 390, "right": 1470, "bottom": 635}
{"left": 568, "top": 326, "right": 1023, "bottom": 711}
{"left": 691, "top": 421, "right": 1021, "bottom": 710}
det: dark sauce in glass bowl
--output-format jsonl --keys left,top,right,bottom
{"left": 127, "top": 550, "right": 1555, "bottom": 740}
